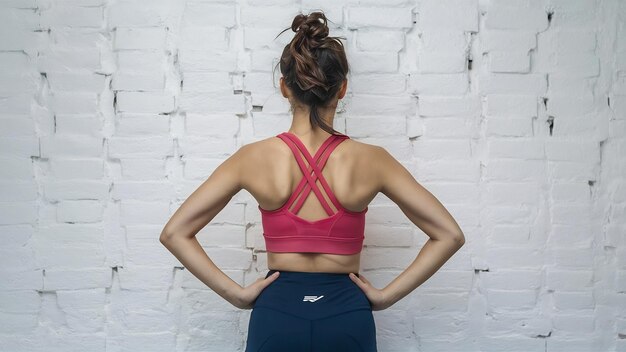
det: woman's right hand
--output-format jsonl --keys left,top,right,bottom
{"left": 231, "top": 271, "right": 281, "bottom": 310}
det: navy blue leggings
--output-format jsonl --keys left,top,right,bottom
{"left": 245, "top": 269, "right": 378, "bottom": 352}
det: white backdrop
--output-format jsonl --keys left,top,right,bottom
{"left": 0, "top": 0, "right": 625, "bottom": 351}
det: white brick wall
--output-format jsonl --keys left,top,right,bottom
{"left": 0, "top": 0, "right": 625, "bottom": 351}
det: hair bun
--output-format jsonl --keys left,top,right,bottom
{"left": 275, "top": 10, "right": 349, "bottom": 136}
{"left": 291, "top": 11, "right": 329, "bottom": 43}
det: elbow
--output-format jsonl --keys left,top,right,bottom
{"left": 160, "top": 229, "right": 193, "bottom": 244}
{"left": 159, "top": 229, "right": 175, "bottom": 244}
{"left": 159, "top": 234, "right": 171, "bottom": 245}
{"left": 454, "top": 233, "right": 466, "bottom": 246}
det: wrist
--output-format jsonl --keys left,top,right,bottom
{"left": 224, "top": 282, "right": 243, "bottom": 305}
{"left": 381, "top": 287, "right": 397, "bottom": 308}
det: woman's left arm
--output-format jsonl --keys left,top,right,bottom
{"left": 159, "top": 144, "right": 249, "bottom": 307}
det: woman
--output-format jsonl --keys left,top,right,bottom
{"left": 160, "top": 11, "right": 465, "bottom": 352}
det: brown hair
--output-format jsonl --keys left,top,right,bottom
{"left": 273, "top": 11, "right": 349, "bottom": 135}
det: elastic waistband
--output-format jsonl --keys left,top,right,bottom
{"left": 266, "top": 269, "right": 359, "bottom": 279}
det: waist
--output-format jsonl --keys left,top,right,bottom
{"left": 266, "top": 269, "right": 359, "bottom": 279}
{"left": 267, "top": 250, "right": 361, "bottom": 274}
{"left": 255, "top": 269, "right": 372, "bottom": 318}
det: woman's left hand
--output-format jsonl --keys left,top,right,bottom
{"left": 349, "top": 272, "right": 392, "bottom": 311}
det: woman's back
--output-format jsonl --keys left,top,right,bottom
{"left": 242, "top": 130, "right": 383, "bottom": 274}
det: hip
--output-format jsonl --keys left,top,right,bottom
{"left": 253, "top": 269, "right": 372, "bottom": 320}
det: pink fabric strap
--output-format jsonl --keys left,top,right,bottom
{"left": 277, "top": 133, "right": 336, "bottom": 216}
{"left": 290, "top": 136, "right": 346, "bottom": 215}
{"left": 269, "top": 133, "right": 335, "bottom": 214}
{"left": 277, "top": 132, "right": 349, "bottom": 216}
{"left": 283, "top": 133, "right": 349, "bottom": 214}
{"left": 279, "top": 133, "right": 335, "bottom": 215}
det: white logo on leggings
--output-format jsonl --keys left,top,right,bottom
{"left": 303, "top": 295, "right": 324, "bottom": 302}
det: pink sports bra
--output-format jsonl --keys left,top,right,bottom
{"left": 258, "top": 131, "right": 368, "bottom": 255}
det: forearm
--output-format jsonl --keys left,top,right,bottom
{"left": 160, "top": 236, "right": 241, "bottom": 304}
{"left": 383, "top": 237, "right": 464, "bottom": 306}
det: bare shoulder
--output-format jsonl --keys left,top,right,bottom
{"left": 341, "top": 137, "right": 381, "bottom": 156}
{"left": 243, "top": 135, "right": 289, "bottom": 161}
{"left": 342, "top": 140, "right": 419, "bottom": 202}
{"left": 340, "top": 138, "right": 387, "bottom": 192}
{"left": 237, "top": 136, "right": 286, "bottom": 186}
{"left": 358, "top": 144, "right": 420, "bottom": 201}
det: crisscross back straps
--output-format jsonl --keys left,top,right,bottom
{"left": 277, "top": 132, "right": 349, "bottom": 216}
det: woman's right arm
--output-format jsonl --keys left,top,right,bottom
{"left": 373, "top": 145, "right": 466, "bottom": 307}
